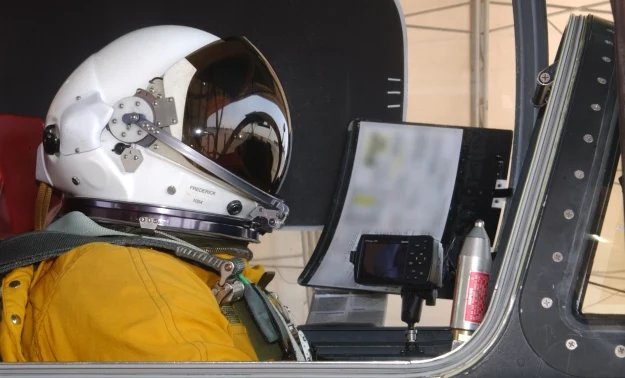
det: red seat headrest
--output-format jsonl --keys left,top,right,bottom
{"left": 0, "top": 114, "right": 45, "bottom": 239}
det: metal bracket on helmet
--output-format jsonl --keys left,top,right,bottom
{"left": 108, "top": 80, "right": 177, "bottom": 146}
{"left": 121, "top": 113, "right": 290, "bottom": 230}
{"left": 138, "top": 216, "right": 163, "bottom": 230}
{"left": 249, "top": 204, "right": 288, "bottom": 230}
{"left": 136, "top": 79, "right": 178, "bottom": 128}
{"left": 120, "top": 147, "right": 143, "bottom": 172}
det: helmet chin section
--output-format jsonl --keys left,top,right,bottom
{"left": 62, "top": 198, "right": 261, "bottom": 243}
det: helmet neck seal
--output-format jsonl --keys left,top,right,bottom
{"left": 62, "top": 198, "right": 261, "bottom": 243}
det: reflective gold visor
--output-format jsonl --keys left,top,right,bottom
{"left": 181, "top": 37, "right": 291, "bottom": 195}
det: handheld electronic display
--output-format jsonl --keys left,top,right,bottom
{"left": 350, "top": 235, "right": 443, "bottom": 288}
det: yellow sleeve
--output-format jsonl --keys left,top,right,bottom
{"left": 0, "top": 265, "right": 34, "bottom": 362}
{"left": 18, "top": 243, "right": 258, "bottom": 362}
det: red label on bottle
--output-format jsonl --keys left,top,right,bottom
{"left": 464, "top": 271, "right": 489, "bottom": 324}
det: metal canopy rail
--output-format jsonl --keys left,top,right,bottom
{"left": 519, "top": 15, "right": 623, "bottom": 377}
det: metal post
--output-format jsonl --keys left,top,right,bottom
{"left": 510, "top": 0, "right": 548, "bottom": 187}
{"left": 470, "top": 0, "right": 490, "bottom": 128}
{"left": 301, "top": 230, "right": 322, "bottom": 310}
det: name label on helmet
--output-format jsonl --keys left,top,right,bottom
{"left": 189, "top": 185, "right": 216, "bottom": 196}
{"left": 182, "top": 180, "right": 219, "bottom": 210}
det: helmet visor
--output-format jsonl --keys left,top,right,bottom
{"left": 180, "top": 37, "right": 291, "bottom": 195}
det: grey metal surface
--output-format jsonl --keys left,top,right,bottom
{"left": 137, "top": 80, "right": 178, "bottom": 127}
{"left": 120, "top": 147, "right": 143, "bottom": 173}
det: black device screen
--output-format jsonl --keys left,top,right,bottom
{"left": 362, "top": 242, "right": 408, "bottom": 281}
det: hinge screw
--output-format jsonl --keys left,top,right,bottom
{"left": 542, "top": 297, "right": 553, "bottom": 308}
{"left": 553, "top": 252, "right": 563, "bottom": 262}
{"left": 539, "top": 72, "right": 551, "bottom": 83}
{"left": 566, "top": 339, "right": 578, "bottom": 350}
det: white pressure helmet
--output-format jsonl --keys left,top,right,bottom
{"left": 36, "top": 26, "right": 292, "bottom": 242}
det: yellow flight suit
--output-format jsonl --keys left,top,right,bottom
{"left": 0, "top": 242, "right": 265, "bottom": 362}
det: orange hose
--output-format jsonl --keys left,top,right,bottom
{"left": 34, "top": 183, "right": 52, "bottom": 231}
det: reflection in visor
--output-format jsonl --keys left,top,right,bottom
{"left": 181, "top": 37, "right": 291, "bottom": 195}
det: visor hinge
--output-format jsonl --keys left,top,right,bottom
{"left": 249, "top": 203, "right": 289, "bottom": 231}
{"left": 136, "top": 78, "right": 178, "bottom": 127}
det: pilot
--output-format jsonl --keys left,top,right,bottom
{"left": 0, "top": 25, "right": 304, "bottom": 362}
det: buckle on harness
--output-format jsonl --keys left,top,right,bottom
{"left": 212, "top": 262, "right": 244, "bottom": 305}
